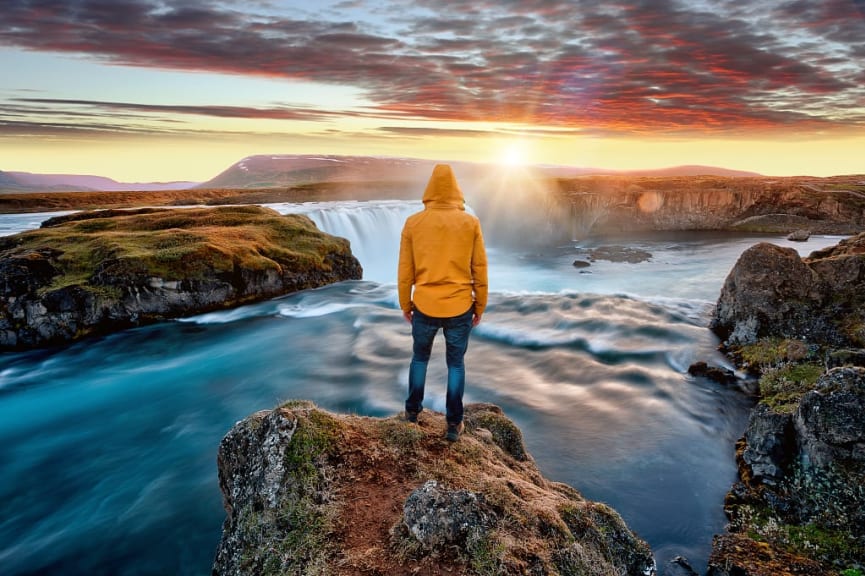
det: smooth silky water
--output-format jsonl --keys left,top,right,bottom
{"left": 0, "top": 202, "right": 844, "bottom": 574}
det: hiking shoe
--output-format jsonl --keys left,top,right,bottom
{"left": 446, "top": 421, "right": 464, "bottom": 442}
{"left": 405, "top": 411, "right": 419, "bottom": 423}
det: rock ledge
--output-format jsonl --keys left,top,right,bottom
{"left": 212, "top": 402, "right": 656, "bottom": 576}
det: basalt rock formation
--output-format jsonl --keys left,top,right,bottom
{"left": 212, "top": 402, "right": 656, "bottom": 576}
{"left": 0, "top": 206, "right": 362, "bottom": 350}
{"left": 706, "top": 233, "right": 865, "bottom": 575}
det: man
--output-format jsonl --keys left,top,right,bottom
{"left": 398, "top": 164, "right": 488, "bottom": 442}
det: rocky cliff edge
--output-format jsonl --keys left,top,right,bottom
{"left": 212, "top": 401, "right": 656, "bottom": 576}
{"left": 0, "top": 206, "right": 362, "bottom": 350}
{"left": 706, "top": 232, "right": 865, "bottom": 575}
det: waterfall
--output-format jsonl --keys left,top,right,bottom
{"left": 267, "top": 200, "right": 422, "bottom": 283}
{"left": 266, "top": 196, "right": 587, "bottom": 282}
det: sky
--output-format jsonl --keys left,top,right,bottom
{"left": 1, "top": 0, "right": 864, "bottom": 182}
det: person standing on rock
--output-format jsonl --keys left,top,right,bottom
{"left": 398, "top": 164, "right": 488, "bottom": 442}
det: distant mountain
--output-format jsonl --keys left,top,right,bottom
{"left": 0, "top": 171, "right": 199, "bottom": 193}
{"left": 197, "top": 155, "right": 441, "bottom": 189}
{"left": 1, "top": 157, "right": 762, "bottom": 195}
{"left": 0, "top": 170, "right": 89, "bottom": 192}
{"left": 618, "top": 165, "right": 762, "bottom": 177}
{"left": 198, "top": 155, "right": 761, "bottom": 189}
{"left": 0, "top": 171, "right": 29, "bottom": 190}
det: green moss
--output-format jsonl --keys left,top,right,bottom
{"left": 389, "top": 523, "right": 426, "bottom": 564}
{"left": 467, "top": 531, "right": 507, "bottom": 576}
{"left": 476, "top": 479, "right": 523, "bottom": 529}
{"left": 736, "top": 337, "right": 813, "bottom": 369}
{"left": 284, "top": 410, "right": 340, "bottom": 482}
{"left": 449, "top": 435, "right": 489, "bottom": 465}
{"left": 237, "top": 496, "right": 336, "bottom": 576}
{"left": 279, "top": 399, "right": 316, "bottom": 411}
{"left": 270, "top": 496, "right": 335, "bottom": 575}
{"left": 559, "top": 502, "right": 614, "bottom": 552}
{"left": 731, "top": 501, "right": 865, "bottom": 571}
{"left": 426, "top": 456, "right": 464, "bottom": 484}
{"left": 467, "top": 411, "right": 527, "bottom": 461}
{"left": 3, "top": 206, "right": 351, "bottom": 294}
{"left": 781, "top": 523, "right": 864, "bottom": 565}
{"left": 239, "top": 407, "right": 342, "bottom": 575}
{"left": 759, "top": 362, "right": 824, "bottom": 412}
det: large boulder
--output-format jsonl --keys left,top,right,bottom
{"left": 0, "top": 206, "right": 362, "bottom": 350}
{"left": 710, "top": 232, "right": 865, "bottom": 347}
{"left": 401, "top": 479, "right": 493, "bottom": 552}
{"left": 212, "top": 402, "right": 656, "bottom": 576}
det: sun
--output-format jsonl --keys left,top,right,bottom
{"left": 498, "top": 141, "right": 529, "bottom": 168}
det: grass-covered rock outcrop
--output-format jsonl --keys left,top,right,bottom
{"left": 0, "top": 205, "right": 361, "bottom": 350}
{"left": 212, "top": 402, "right": 656, "bottom": 576}
{"left": 707, "top": 233, "right": 865, "bottom": 575}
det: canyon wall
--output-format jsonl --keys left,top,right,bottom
{"left": 556, "top": 176, "right": 865, "bottom": 236}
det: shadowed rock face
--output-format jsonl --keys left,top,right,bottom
{"left": 0, "top": 206, "right": 362, "bottom": 350}
{"left": 710, "top": 232, "right": 865, "bottom": 348}
{"left": 716, "top": 368, "right": 865, "bottom": 574}
{"left": 212, "top": 402, "right": 656, "bottom": 576}
{"left": 738, "top": 368, "right": 865, "bottom": 505}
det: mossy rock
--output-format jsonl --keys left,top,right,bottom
{"left": 0, "top": 205, "right": 362, "bottom": 350}
{"left": 213, "top": 402, "right": 656, "bottom": 576}
{"left": 465, "top": 403, "right": 528, "bottom": 461}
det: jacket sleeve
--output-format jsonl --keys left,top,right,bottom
{"left": 397, "top": 224, "right": 414, "bottom": 313}
{"left": 471, "top": 221, "right": 489, "bottom": 316}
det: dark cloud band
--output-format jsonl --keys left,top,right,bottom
{"left": 1, "top": 0, "right": 863, "bottom": 136}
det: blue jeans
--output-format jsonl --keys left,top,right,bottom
{"left": 405, "top": 306, "right": 474, "bottom": 425}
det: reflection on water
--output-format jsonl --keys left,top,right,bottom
{"left": 0, "top": 205, "right": 848, "bottom": 575}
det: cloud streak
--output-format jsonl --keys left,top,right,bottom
{"left": 13, "top": 98, "right": 347, "bottom": 121}
{"left": 2, "top": 0, "right": 864, "bottom": 137}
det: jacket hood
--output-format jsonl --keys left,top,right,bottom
{"left": 422, "top": 164, "right": 465, "bottom": 210}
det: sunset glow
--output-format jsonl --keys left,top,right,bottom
{"left": 497, "top": 141, "right": 531, "bottom": 168}
{"left": 1, "top": 1, "right": 864, "bottom": 181}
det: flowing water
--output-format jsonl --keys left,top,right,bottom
{"left": 0, "top": 201, "right": 845, "bottom": 575}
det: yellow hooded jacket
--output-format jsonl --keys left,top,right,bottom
{"left": 398, "top": 164, "right": 488, "bottom": 318}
